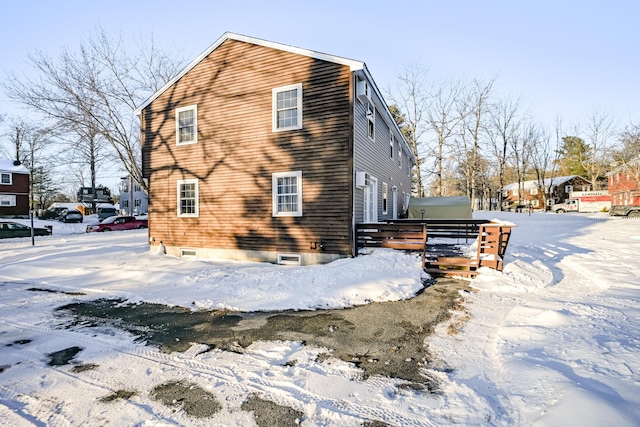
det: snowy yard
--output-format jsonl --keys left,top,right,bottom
{"left": 0, "top": 212, "right": 639, "bottom": 426}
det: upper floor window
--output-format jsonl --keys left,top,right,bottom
{"left": 176, "top": 105, "right": 198, "bottom": 145}
{"left": 272, "top": 171, "right": 302, "bottom": 217}
{"left": 0, "top": 173, "right": 11, "bottom": 185}
{"left": 177, "top": 179, "right": 199, "bottom": 217}
{"left": 530, "top": 187, "right": 538, "bottom": 195}
{"left": 389, "top": 133, "right": 394, "bottom": 159}
{"left": 398, "top": 143, "right": 402, "bottom": 168}
{"left": 565, "top": 185, "right": 573, "bottom": 194}
{"left": 273, "top": 83, "right": 303, "bottom": 132}
{"left": 366, "top": 104, "right": 375, "bottom": 141}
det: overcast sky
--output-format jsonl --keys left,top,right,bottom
{"left": 1, "top": 1, "right": 638, "bottom": 186}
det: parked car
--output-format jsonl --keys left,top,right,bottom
{"left": 97, "top": 207, "right": 118, "bottom": 221}
{"left": 86, "top": 215, "right": 148, "bottom": 232}
{"left": 59, "top": 209, "right": 84, "bottom": 223}
{"left": 38, "top": 207, "right": 67, "bottom": 220}
{"left": 0, "top": 221, "right": 52, "bottom": 239}
{"left": 609, "top": 205, "right": 640, "bottom": 218}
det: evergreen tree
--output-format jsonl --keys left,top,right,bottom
{"left": 556, "top": 136, "right": 590, "bottom": 177}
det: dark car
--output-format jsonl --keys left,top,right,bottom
{"left": 0, "top": 221, "right": 52, "bottom": 239}
{"left": 59, "top": 209, "right": 84, "bottom": 223}
{"left": 86, "top": 215, "right": 148, "bottom": 232}
{"left": 97, "top": 207, "right": 118, "bottom": 221}
{"left": 38, "top": 207, "right": 67, "bottom": 220}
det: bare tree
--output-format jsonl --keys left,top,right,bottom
{"left": 386, "top": 63, "right": 431, "bottom": 197}
{"left": 56, "top": 119, "right": 111, "bottom": 211}
{"left": 510, "top": 119, "right": 538, "bottom": 206}
{"left": 425, "top": 77, "right": 469, "bottom": 197}
{"left": 488, "top": 97, "right": 521, "bottom": 210}
{"left": 3, "top": 118, "right": 54, "bottom": 243}
{"left": 531, "top": 118, "right": 562, "bottom": 209}
{"left": 613, "top": 123, "right": 640, "bottom": 163}
{"left": 2, "top": 27, "right": 185, "bottom": 192}
{"left": 456, "top": 78, "right": 495, "bottom": 209}
{"left": 581, "top": 111, "right": 617, "bottom": 190}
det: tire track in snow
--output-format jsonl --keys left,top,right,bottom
{"left": 0, "top": 315, "right": 436, "bottom": 426}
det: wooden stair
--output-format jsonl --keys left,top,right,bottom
{"left": 424, "top": 223, "right": 513, "bottom": 278}
{"left": 424, "top": 256, "right": 479, "bottom": 278}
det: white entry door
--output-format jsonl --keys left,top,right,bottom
{"left": 364, "top": 177, "right": 378, "bottom": 222}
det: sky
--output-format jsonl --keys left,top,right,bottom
{"left": 1, "top": 211, "right": 639, "bottom": 425}
{"left": 1, "top": 1, "right": 639, "bottom": 187}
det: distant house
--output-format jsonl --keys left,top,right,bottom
{"left": 135, "top": 32, "right": 414, "bottom": 265}
{"left": 607, "top": 156, "right": 640, "bottom": 206}
{"left": 502, "top": 175, "right": 593, "bottom": 210}
{"left": 0, "top": 159, "right": 29, "bottom": 218}
{"left": 77, "top": 187, "right": 112, "bottom": 204}
{"left": 119, "top": 176, "right": 148, "bottom": 215}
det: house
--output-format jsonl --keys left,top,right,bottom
{"left": 607, "top": 156, "right": 640, "bottom": 206}
{"left": 119, "top": 176, "right": 148, "bottom": 215}
{"left": 502, "top": 175, "right": 593, "bottom": 210}
{"left": 135, "top": 32, "right": 414, "bottom": 265}
{"left": 77, "top": 187, "right": 113, "bottom": 204}
{"left": 0, "top": 159, "right": 29, "bottom": 218}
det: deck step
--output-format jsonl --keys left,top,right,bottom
{"left": 423, "top": 268, "right": 478, "bottom": 278}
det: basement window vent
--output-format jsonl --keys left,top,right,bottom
{"left": 180, "top": 249, "right": 197, "bottom": 259}
{"left": 277, "top": 253, "right": 301, "bottom": 266}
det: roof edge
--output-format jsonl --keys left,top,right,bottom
{"left": 134, "top": 32, "right": 365, "bottom": 115}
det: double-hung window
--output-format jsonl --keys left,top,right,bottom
{"left": 272, "top": 171, "right": 302, "bottom": 217}
{"left": 367, "top": 104, "right": 375, "bottom": 141}
{"left": 177, "top": 179, "right": 199, "bottom": 217}
{"left": 273, "top": 83, "right": 303, "bottom": 131}
{"left": 1, "top": 173, "right": 11, "bottom": 185}
{"left": 176, "top": 105, "right": 198, "bottom": 145}
{"left": 0, "top": 195, "right": 16, "bottom": 206}
{"left": 389, "top": 133, "right": 394, "bottom": 159}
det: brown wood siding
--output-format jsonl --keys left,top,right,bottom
{"left": 141, "top": 39, "right": 354, "bottom": 257}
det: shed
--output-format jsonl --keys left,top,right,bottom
{"left": 407, "top": 196, "right": 472, "bottom": 219}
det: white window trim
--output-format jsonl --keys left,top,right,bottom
{"left": 177, "top": 179, "right": 199, "bottom": 217}
{"left": 176, "top": 104, "right": 198, "bottom": 145}
{"left": 530, "top": 187, "right": 538, "bottom": 195}
{"left": 0, "top": 195, "right": 16, "bottom": 206}
{"left": 272, "top": 171, "right": 303, "bottom": 217}
{"left": 0, "top": 173, "right": 12, "bottom": 185}
{"left": 272, "top": 83, "right": 303, "bottom": 132}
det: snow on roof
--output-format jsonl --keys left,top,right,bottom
{"left": 0, "top": 158, "right": 29, "bottom": 174}
{"left": 503, "top": 175, "right": 588, "bottom": 190}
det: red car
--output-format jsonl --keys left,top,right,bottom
{"left": 86, "top": 216, "right": 148, "bottom": 232}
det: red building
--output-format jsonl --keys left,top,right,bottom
{"left": 607, "top": 156, "right": 640, "bottom": 206}
{"left": 0, "top": 159, "right": 30, "bottom": 218}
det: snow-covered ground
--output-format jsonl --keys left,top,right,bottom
{"left": 0, "top": 212, "right": 639, "bottom": 426}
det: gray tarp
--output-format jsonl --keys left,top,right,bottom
{"left": 407, "top": 196, "right": 472, "bottom": 219}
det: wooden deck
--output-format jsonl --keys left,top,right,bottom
{"left": 357, "top": 219, "right": 514, "bottom": 278}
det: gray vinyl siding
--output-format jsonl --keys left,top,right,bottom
{"left": 353, "top": 75, "right": 412, "bottom": 224}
